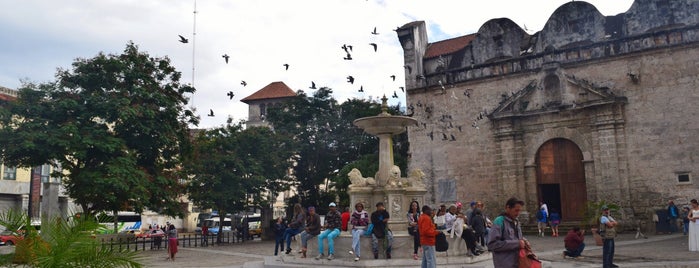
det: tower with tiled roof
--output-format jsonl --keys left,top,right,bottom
{"left": 240, "top": 81, "right": 297, "bottom": 128}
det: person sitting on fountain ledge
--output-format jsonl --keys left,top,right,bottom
{"left": 371, "top": 202, "right": 393, "bottom": 259}
{"left": 316, "top": 202, "right": 342, "bottom": 260}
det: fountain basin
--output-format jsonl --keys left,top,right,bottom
{"left": 352, "top": 115, "right": 417, "bottom": 136}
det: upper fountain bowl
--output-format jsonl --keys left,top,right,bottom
{"left": 353, "top": 113, "right": 417, "bottom": 136}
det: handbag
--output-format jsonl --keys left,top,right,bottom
{"left": 435, "top": 232, "right": 449, "bottom": 252}
{"left": 518, "top": 244, "right": 542, "bottom": 268}
{"left": 364, "top": 223, "right": 374, "bottom": 236}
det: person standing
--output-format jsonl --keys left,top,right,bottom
{"left": 341, "top": 206, "right": 351, "bottom": 232}
{"left": 563, "top": 226, "right": 585, "bottom": 258}
{"left": 349, "top": 202, "right": 369, "bottom": 261}
{"left": 688, "top": 199, "right": 699, "bottom": 251}
{"left": 487, "top": 197, "right": 526, "bottom": 268}
{"left": 284, "top": 204, "right": 306, "bottom": 254}
{"left": 668, "top": 200, "right": 680, "bottom": 234}
{"left": 470, "top": 208, "right": 487, "bottom": 248}
{"left": 300, "top": 206, "right": 321, "bottom": 258}
{"left": 316, "top": 202, "right": 342, "bottom": 260}
{"left": 201, "top": 223, "right": 209, "bottom": 247}
{"left": 407, "top": 200, "right": 421, "bottom": 260}
{"left": 536, "top": 206, "right": 548, "bottom": 237}
{"left": 371, "top": 202, "right": 393, "bottom": 259}
{"left": 549, "top": 209, "right": 561, "bottom": 237}
{"left": 273, "top": 217, "right": 286, "bottom": 256}
{"left": 600, "top": 205, "right": 618, "bottom": 268}
{"left": 681, "top": 205, "right": 690, "bottom": 235}
{"left": 167, "top": 224, "right": 178, "bottom": 261}
{"left": 419, "top": 205, "right": 440, "bottom": 268}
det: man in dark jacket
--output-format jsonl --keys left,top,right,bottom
{"left": 668, "top": 200, "right": 680, "bottom": 233}
{"left": 371, "top": 202, "right": 393, "bottom": 259}
{"left": 563, "top": 226, "right": 585, "bottom": 258}
{"left": 487, "top": 197, "right": 526, "bottom": 268}
{"left": 299, "top": 206, "right": 321, "bottom": 258}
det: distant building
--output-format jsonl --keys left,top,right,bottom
{"left": 240, "top": 81, "right": 296, "bottom": 128}
{"left": 398, "top": 0, "right": 699, "bottom": 226}
{"left": 241, "top": 81, "right": 298, "bottom": 219}
{"left": 0, "top": 86, "right": 78, "bottom": 221}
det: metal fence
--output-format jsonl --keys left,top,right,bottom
{"left": 99, "top": 231, "right": 252, "bottom": 252}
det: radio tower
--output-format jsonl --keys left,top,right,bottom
{"left": 190, "top": 0, "right": 198, "bottom": 105}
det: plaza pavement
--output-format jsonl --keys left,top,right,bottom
{"left": 135, "top": 232, "right": 699, "bottom": 267}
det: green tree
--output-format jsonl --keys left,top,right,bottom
{"left": 186, "top": 122, "right": 292, "bottom": 242}
{"left": 0, "top": 42, "right": 198, "bottom": 223}
{"left": 267, "top": 88, "right": 409, "bottom": 212}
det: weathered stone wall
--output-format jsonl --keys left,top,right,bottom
{"left": 401, "top": 0, "right": 699, "bottom": 224}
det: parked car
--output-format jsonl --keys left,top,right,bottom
{"left": 136, "top": 229, "right": 165, "bottom": 238}
{"left": 0, "top": 230, "right": 21, "bottom": 246}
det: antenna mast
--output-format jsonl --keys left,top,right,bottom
{"left": 190, "top": 0, "right": 198, "bottom": 104}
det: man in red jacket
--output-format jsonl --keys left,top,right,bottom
{"left": 563, "top": 226, "right": 585, "bottom": 258}
{"left": 419, "top": 205, "right": 441, "bottom": 268}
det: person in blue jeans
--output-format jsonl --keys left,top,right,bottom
{"left": 273, "top": 217, "right": 286, "bottom": 256}
{"left": 316, "top": 202, "right": 342, "bottom": 260}
{"left": 682, "top": 206, "right": 691, "bottom": 235}
{"left": 600, "top": 205, "right": 619, "bottom": 268}
{"left": 284, "top": 203, "right": 306, "bottom": 254}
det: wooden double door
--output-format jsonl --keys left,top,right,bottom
{"left": 536, "top": 138, "right": 587, "bottom": 221}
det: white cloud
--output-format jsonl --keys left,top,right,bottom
{"left": 0, "top": 0, "right": 634, "bottom": 128}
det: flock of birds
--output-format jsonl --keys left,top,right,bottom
{"left": 177, "top": 26, "right": 408, "bottom": 119}
{"left": 178, "top": 24, "right": 490, "bottom": 142}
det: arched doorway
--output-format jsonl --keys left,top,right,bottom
{"left": 536, "top": 138, "right": 587, "bottom": 221}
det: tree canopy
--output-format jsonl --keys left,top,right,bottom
{"left": 186, "top": 122, "right": 293, "bottom": 241}
{"left": 267, "top": 88, "right": 408, "bottom": 212}
{"left": 0, "top": 42, "right": 198, "bottom": 217}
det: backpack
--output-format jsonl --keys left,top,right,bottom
{"left": 536, "top": 210, "right": 544, "bottom": 221}
{"left": 435, "top": 232, "right": 449, "bottom": 252}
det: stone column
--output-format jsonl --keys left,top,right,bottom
{"left": 376, "top": 133, "right": 394, "bottom": 186}
{"left": 384, "top": 187, "right": 406, "bottom": 232}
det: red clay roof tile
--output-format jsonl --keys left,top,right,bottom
{"left": 240, "top": 81, "right": 296, "bottom": 103}
{"left": 424, "top": 34, "right": 476, "bottom": 59}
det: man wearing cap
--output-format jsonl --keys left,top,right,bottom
{"left": 600, "top": 205, "right": 618, "bottom": 268}
{"left": 371, "top": 202, "right": 393, "bottom": 259}
{"left": 316, "top": 202, "right": 342, "bottom": 260}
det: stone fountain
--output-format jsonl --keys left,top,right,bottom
{"left": 349, "top": 96, "right": 427, "bottom": 231}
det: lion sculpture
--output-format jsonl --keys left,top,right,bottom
{"left": 406, "top": 169, "right": 427, "bottom": 188}
{"left": 386, "top": 165, "right": 402, "bottom": 187}
{"left": 348, "top": 168, "right": 376, "bottom": 187}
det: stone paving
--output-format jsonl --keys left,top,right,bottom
{"left": 132, "top": 232, "right": 699, "bottom": 267}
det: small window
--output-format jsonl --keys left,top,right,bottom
{"left": 40, "top": 164, "right": 50, "bottom": 183}
{"left": 3, "top": 166, "right": 16, "bottom": 180}
{"left": 677, "top": 173, "right": 691, "bottom": 184}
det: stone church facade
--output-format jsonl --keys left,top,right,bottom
{"left": 398, "top": 0, "right": 699, "bottom": 225}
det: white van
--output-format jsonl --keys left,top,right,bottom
{"left": 202, "top": 217, "right": 232, "bottom": 235}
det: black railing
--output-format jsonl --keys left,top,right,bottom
{"left": 99, "top": 231, "right": 246, "bottom": 252}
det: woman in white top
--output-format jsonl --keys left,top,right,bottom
{"left": 688, "top": 199, "right": 699, "bottom": 251}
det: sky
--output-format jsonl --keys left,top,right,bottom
{"left": 0, "top": 0, "right": 635, "bottom": 129}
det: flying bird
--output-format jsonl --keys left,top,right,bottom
{"left": 442, "top": 133, "right": 448, "bottom": 141}
{"left": 464, "top": 89, "right": 472, "bottom": 98}
{"left": 178, "top": 35, "right": 188, "bottom": 43}
{"left": 227, "top": 91, "right": 235, "bottom": 100}
{"left": 341, "top": 44, "right": 353, "bottom": 52}
{"left": 392, "top": 91, "right": 398, "bottom": 98}
{"left": 310, "top": 81, "right": 316, "bottom": 89}
{"left": 283, "top": 63, "right": 289, "bottom": 70}
{"left": 369, "top": 43, "right": 377, "bottom": 52}
{"left": 358, "top": 86, "right": 364, "bottom": 92}
{"left": 450, "top": 134, "right": 456, "bottom": 141}
{"left": 390, "top": 75, "right": 396, "bottom": 81}
{"left": 457, "top": 126, "right": 463, "bottom": 132}
{"left": 371, "top": 27, "right": 379, "bottom": 35}
{"left": 343, "top": 52, "right": 353, "bottom": 60}
{"left": 399, "top": 86, "right": 405, "bottom": 92}
{"left": 347, "top": 76, "right": 355, "bottom": 84}
{"left": 208, "top": 109, "right": 215, "bottom": 117}
{"left": 428, "top": 131, "right": 434, "bottom": 141}
{"left": 404, "top": 65, "right": 412, "bottom": 74}
{"left": 241, "top": 81, "right": 247, "bottom": 87}
{"left": 222, "top": 54, "right": 230, "bottom": 64}
{"left": 416, "top": 74, "right": 425, "bottom": 80}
